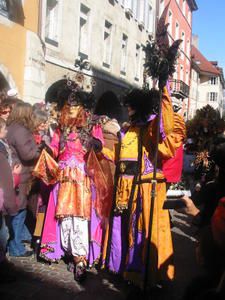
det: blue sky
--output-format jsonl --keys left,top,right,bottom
{"left": 192, "top": 0, "right": 225, "bottom": 72}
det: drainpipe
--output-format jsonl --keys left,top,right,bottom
{"left": 38, "top": 0, "right": 42, "bottom": 37}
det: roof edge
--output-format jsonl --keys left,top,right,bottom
{"left": 187, "top": 0, "right": 198, "bottom": 11}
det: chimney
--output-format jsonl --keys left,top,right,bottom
{"left": 192, "top": 34, "right": 199, "bottom": 49}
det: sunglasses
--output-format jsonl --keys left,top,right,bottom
{"left": 0, "top": 110, "right": 11, "bottom": 115}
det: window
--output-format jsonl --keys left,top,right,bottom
{"left": 181, "top": 32, "right": 185, "bottom": 59}
{"left": 45, "top": 0, "right": 60, "bottom": 46}
{"left": 132, "top": 0, "right": 138, "bottom": 19}
{"left": 0, "top": 0, "right": 24, "bottom": 24}
{"left": 168, "top": 10, "right": 172, "bottom": 35}
{"left": 182, "top": 0, "right": 186, "bottom": 16}
{"left": 175, "top": 22, "right": 179, "bottom": 40}
{"left": 209, "top": 92, "right": 218, "bottom": 101}
{"left": 136, "top": 0, "right": 145, "bottom": 24}
{"left": 0, "top": 0, "right": 8, "bottom": 17}
{"left": 120, "top": 34, "right": 128, "bottom": 75}
{"left": 173, "top": 71, "right": 177, "bottom": 80}
{"left": 124, "top": 0, "right": 132, "bottom": 10}
{"left": 79, "top": 3, "right": 90, "bottom": 59}
{"left": 210, "top": 77, "right": 218, "bottom": 85}
{"left": 185, "top": 71, "right": 189, "bottom": 84}
{"left": 191, "top": 69, "right": 195, "bottom": 80}
{"left": 147, "top": 4, "right": 153, "bottom": 33}
{"left": 134, "top": 44, "right": 141, "bottom": 80}
{"left": 186, "top": 39, "right": 190, "bottom": 57}
{"left": 108, "top": 0, "right": 118, "bottom": 5}
{"left": 103, "top": 20, "right": 112, "bottom": 68}
{"left": 180, "top": 65, "right": 184, "bottom": 81}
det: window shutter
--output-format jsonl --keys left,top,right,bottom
{"left": 7, "top": 0, "right": 25, "bottom": 25}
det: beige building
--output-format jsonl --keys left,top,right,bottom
{"left": 0, "top": 0, "right": 45, "bottom": 104}
{"left": 39, "top": 0, "right": 157, "bottom": 104}
{"left": 189, "top": 66, "right": 199, "bottom": 118}
{"left": 189, "top": 44, "right": 225, "bottom": 118}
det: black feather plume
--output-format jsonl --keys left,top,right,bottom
{"left": 156, "top": 1, "right": 170, "bottom": 54}
{"left": 167, "top": 39, "right": 183, "bottom": 76}
{"left": 143, "top": 0, "right": 182, "bottom": 89}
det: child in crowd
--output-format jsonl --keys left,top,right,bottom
{"left": 32, "top": 108, "right": 49, "bottom": 146}
{"left": 30, "top": 109, "right": 51, "bottom": 250}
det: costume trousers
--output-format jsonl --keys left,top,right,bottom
{"left": 60, "top": 217, "right": 88, "bottom": 257}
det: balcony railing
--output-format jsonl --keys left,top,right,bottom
{"left": 170, "top": 79, "right": 190, "bottom": 99}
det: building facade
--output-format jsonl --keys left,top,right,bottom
{"left": 190, "top": 44, "right": 225, "bottom": 117}
{"left": 158, "top": 0, "right": 198, "bottom": 116}
{"left": 40, "top": 0, "right": 157, "bottom": 104}
{"left": 189, "top": 64, "right": 199, "bottom": 118}
{"left": 0, "top": 0, "right": 203, "bottom": 110}
{"left": 0, "top": 0, "right": 45, "bottom": 104}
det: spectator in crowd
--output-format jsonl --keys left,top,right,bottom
{"left": 0, "top": 89, "right": 7, "bottom": 103}
{"left": 182, "top": 142, "right": 225, "bottom": 298}
{"left": 183, "top": 140, "right": 197, "bottom": 194}
{"left": 0, "top": 117, "right": 19, "bottom": 282}
{"left": 7, "top": 88, "right": 18, "bottom": 98}
{"left": 6, "top": 102, "right": 40, "bottom": 257}
{"left": 2, "top": 97, "right": 22, "bottom": 110}
{"left": 0, "top": 102, "right": 11, "bottom": 121}
{"left": 32, "top": 109, "right": 49, "bottom": 146}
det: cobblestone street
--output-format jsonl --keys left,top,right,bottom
{"left": 0, "top": 210, "right": 205, "bottom": 300}
{"left": 0, "top": 256, "right": 129, "bottom": 300}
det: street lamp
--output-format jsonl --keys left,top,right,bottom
{"left": 74, "top": 56, "right": 91, "bottom": 71}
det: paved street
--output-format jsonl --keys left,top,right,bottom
{"left": 0, "top": 210, "right": 204, "bottom": 300}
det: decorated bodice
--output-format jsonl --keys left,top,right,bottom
{"left": 50, "top": 124, "right": 103, "bottom": 166}
{"left": 119, "top": 124, "right": 158, "bottom": 176}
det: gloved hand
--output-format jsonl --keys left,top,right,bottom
{"left": 90, "top": 138, "right": 102, "bottom": 153}
{"left": 38, "top": 141, "right": 53, "bottom": 156}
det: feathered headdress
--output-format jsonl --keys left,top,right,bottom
{"left": 56, "top": 78, "right": 95, "bottom": 110}
{"left": 143, "top": 1, "right": 182, "bottom": 89}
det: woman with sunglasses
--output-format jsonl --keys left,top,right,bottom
{"left": 0, "top": 104, "right": 11, "bottom": 121}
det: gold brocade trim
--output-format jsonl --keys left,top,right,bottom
{"left": 59, "top": 178, "right": 83, "bottom": 184}
{"left": 56, "top": 214, "right": 90, "bottom": 220}
{"left": 120, "top": 162, "right": 126, "bottom": 173}
{"left": 40, "top": 243, "right": 55, "bottom": 253}
{"left": 89, "top": 256, "right": 101, "bottom": 268}
{"left": 114, "top": 204, "right": 128, "bottom": 214}
{"left": 39, "top": 252, "right": 61, "bottom": 263}
{"left": 32, "top": 170, "right": 58, "bottom": 183}
{"left": 121, "top": 136, "right": 137, "bottom": 149}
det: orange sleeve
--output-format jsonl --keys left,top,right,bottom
{"left": 158, "top": 112, "right": 186, "bottom": 159}
{"left": 149, "top": 87, "right": 174, "bottom": 140}
{"left": 161, "top": 87, "right": 175, "bottom": 136}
